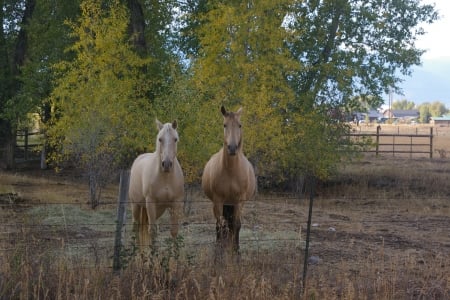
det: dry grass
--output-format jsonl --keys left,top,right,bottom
{"left": 1, "top": 152, "right": 450, "bottom": 299}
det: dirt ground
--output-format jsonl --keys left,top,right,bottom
{"left": 1, "top": 156, "right": 449, "bottom": 298}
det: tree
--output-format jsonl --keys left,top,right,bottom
{"left": 1, "top": 0, "right": 440, "bottom": 190}
{"left": 48, "top": 0, "right": 153, "bottom": 208}
{"left": 186, "top": 0, "right": 300, "bottom": 181}
{"left": 392, "top": 99, "right": 416, "bottom": 110}
{"left": 284, "top": 0, "right": 436, "bottom": 178}
{"left": 0, "top": 0, "right": 36, "bottom": 169}
{"left": 288, "top": 0, "right": 438, "bottom": 110}
{"left": 273, "top": 0, "right": 437, "bottom": 179}
{"left": 181, "top": 0, "right": 437, "bottom": 182}
{"left": 418, "top": 101, "right": 448, "bottom": 123}
{"left": 429, "top": 101, "right": 448, "bottom": 117}
{"left": 1, "top": 0, "right": 81, "bottom": 169}
{"left": 0, "top": 0, "right": 13, "bottom": 168}
{"left": 418, "top": 102, "right": 431, "bottom": 123}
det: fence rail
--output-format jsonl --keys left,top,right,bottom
{"left": 15, "top": 129, "right": 44, "bottom": 161}
{"left": 349, "top": 126, "right": 433, "bottom": 158}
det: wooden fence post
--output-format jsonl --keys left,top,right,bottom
{"left": 375, "top": 126, "right": 380, "bottom": 156}
{"left": 430, "top": 127, "right": 433, "bottom": 158}
{"left": 24, "top": 129, "right": 29, "bottom": 161}
{"left": 113, "top": 170, "right": 130, "bottom": 273}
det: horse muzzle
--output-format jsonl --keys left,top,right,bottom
{"left": 227, "top": 144, "right": 238, "bottom": 156}
{"left": 161, "top": 160, "right": 173, "bottom": 172}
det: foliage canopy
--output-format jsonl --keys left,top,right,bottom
{"left": 0, "top": 0, "right": 440, "bottom": 189}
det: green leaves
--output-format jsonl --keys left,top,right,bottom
{"left": 1, "top": 0, "right": 440, "bottom": 186}
{"left": 49, "top": 0, "right": 153, "bottom": 171}
{"left": 189, "top": 0, "right": 299, "bottom": 176}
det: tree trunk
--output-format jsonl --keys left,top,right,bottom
{"left": 0, "top": 0, "right": 36, "bottom": 169}
{"left": 0, "top": 121, "right": 15, "bottom": 169}
{"left": 12, "top": 0, "right": 36, "bottom": 74}
{"left": 127, "top": 0, "right": 147, "bottom": 54}
{"left": 0, "top": 0, "right": 11, "bottom": 169}
{"left": 89, "top": 172, "right": 101, "bottom": 209}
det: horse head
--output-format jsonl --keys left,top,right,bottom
{"left": 156, "top": 119, "right": 179, "bottom": 172}
{"left": 221, "top": 105, "right": 242, "bottom": 156}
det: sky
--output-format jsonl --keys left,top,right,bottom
{"left": 391, "top": 0, "right": 450, "bottom": 107}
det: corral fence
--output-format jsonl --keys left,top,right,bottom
{"left": 3, "top": 127, "right": 436, "bottom": 165}
{"left": 349, "top": 126, "right": 433, "bottom": 158}
{"left": 112, "top": 170, "right": 315, "bottom": 290}
{"left": 0, "top": 129, "right": 45, "bottom": 165}
{"left": 0, "top": 169, "right": 315, "bottom": 294}
{"left": 0, "top": 129, "right": 45, "bottom": 168}
{"left": 1, "top": 171, "right": 449, "bottom": 298}
{"left": 15, "top": 129, "right": 44, "bottom": 163}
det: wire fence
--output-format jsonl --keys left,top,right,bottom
{"left": 0, "top": 196, "right": 305, "bottom": 260}
{"left": 1, "top": 196, "right": 448, "bottom": 254}
{"left": 1, "top": 187, "right": 449, "bottom": 300}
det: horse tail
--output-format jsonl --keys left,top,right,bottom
{"left": 138, "top": 206, "right": 150, "bottom": 249}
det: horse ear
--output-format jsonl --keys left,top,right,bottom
{"left": 172, "top": 120, "right": 177, "bottom": 129}
{"left": 156, "top": 119, "right": 163, "bottom": 130}
{"left": 221, "top": 105, "right": 227, "bottom": 116}
{"left": 236, "top": 107, "right": 243, "bottom": 115}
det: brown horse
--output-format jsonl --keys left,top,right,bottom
{"left": 129, "top": 120, "right": 184, "bottom": 250}
{"left": 202, "top": 106, "right": 256, "bottom": 252}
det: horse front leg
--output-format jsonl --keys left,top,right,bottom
{"left": 223, "top": 204, "right": 236, "bottom": 250}
{"left": 131, "top": 204, "right": 148, "bottom": 254}
{"left": 213, "top": 201, "right": 227, "bottom": 247}
{"left": 146, "top": 200, "right": 158, "bottom": 251}
{"left": 169, "top": 198, "right": 183, "bottom": 239}
{"left": 131, "top": 204, "right": 141, "bottom": 237}
{"left": 232, "top": 204, "right": 242, "bottom": 254}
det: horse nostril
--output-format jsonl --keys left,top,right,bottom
{"left": 227, "top": 145, "right": 237, "bottom": 155}
{"left": 162, "top": 160, "right": 173, "bottom": 171}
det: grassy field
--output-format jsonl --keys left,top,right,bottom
{"left": 1, "top": 126, "right": 449, "bottom": 299}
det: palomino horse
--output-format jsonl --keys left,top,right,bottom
{"left": 202, "top": 106, "right": 256, "bottom": 253}
{"left": 129, "top": 120, "right": 184, "bottom": 250}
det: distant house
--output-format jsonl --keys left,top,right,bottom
{"left": 367, "top": 109, "right": 383, "bottom": 122}
{"left": 353, "top": 109, "right": 383, "bottom": 123}
{"left": 383, "top": 109, "right": 419, "bottom": 123}
{"left": 430, "top": 115, "right": 450, "bottom": 126}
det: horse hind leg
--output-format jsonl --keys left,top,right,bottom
{"left": 169, "top": 200, "right": 182, "bottom": 239}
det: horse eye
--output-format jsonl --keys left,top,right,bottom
{"left": 174, "top": 138, "right": 178, "bottom": 142}
{"left": 239, "top": 124, "right": 242, "bottom": 128}
{"left": 159, "top": 138, "right": 162, "bottom": 143}
{"left": 223, "top": 124, "right": 227, "bottom": 128}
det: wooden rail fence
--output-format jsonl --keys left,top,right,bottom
{"left": 349, "top": 126, "right": 433, "bottom": 158}
{"left": 15, "top": 129, "right": 44, "bottom": 162}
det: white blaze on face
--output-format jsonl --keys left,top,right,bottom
{"left": 157, "top": 120, "right": 178, "bottom": 172}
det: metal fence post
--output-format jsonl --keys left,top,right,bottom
{"left": 302, "top": 175, "right": 315, "bottom": 295}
